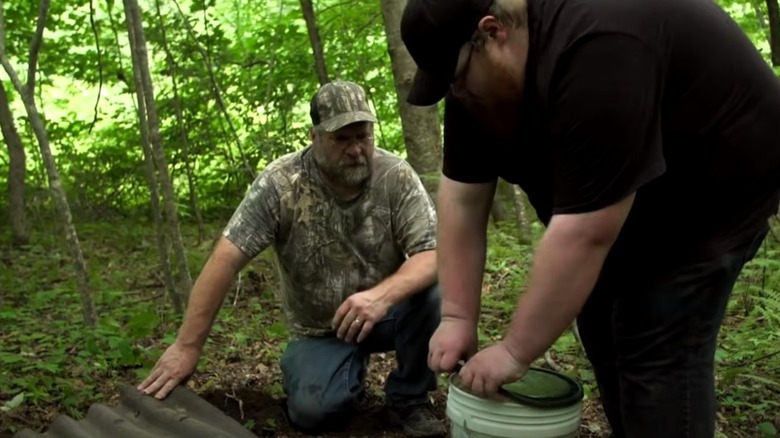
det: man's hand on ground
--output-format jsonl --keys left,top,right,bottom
{"left": 458, "top": 341, "right": 529, "bottom": 400}
{"left": 427, "top": 316, "right": 478, "bottom": 373}
{"left": 137, "top": 342, "right": 200, "bottom": 399}
{"left": 332, "top": 289, "right": 392, "bottom": 343}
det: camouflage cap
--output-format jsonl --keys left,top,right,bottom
{"left": 311, "top": 81, "right": 378, "bottom": 132}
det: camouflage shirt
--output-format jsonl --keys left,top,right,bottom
{"left": 222, "top": 146, "right": 437, "bottom": 339}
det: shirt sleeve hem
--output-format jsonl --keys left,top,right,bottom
{"left": 404, "top": 242, "right": 437, "bottom": 258}
{"left": 442, "top": 167, "right": 499, "bottom": 184}
{"left": 551, "top": 160, "right": 667, "bottom": 215}
{"left": 222, "top": 229, "right": 262, "bottom": 260}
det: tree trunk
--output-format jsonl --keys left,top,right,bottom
{"left": 490, "top": 179, "right": 515, "bottom": 228}
{"left": 0, "top": 82, "right": 28, "bottom": 247}
{"left": 379, "top": 0, "right": 443, "bottom": 196}
{"left": 767, "top": 0, "right": 780, "bottom": 66}
{"left": 512, "top": 185, "right": 533, "bottom": 243}
{"left": 125, "top": 10, "right": 182, "bottom": 314}
{"left": 123, "top": 0, "right": 192, "bottom": 305}
{"left": 299, "top": 0, "right": 329, "bottom": 85}
{"left": 0, "top": 0, "right": 97, "bottom": 326}
{"left": 155, "top": 0, "right": 205, "bottom": 243}
{"left": 490, "top": 194, "right": 508, "bottom": 226}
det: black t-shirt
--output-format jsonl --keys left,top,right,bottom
{"left": 443, "top": 0, "right": 780, "bottom": 264}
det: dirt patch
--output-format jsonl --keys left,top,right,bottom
{"left": 201, "top": 388, "right": 292, "bottom": 437}
{"left": 200, "top": 387, "right": 419, "bottom": 438}
{"left": 197, "top": 352, "right": 450, "bottom": 438}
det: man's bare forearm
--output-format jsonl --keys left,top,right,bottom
{"left": 436, "top": 177, "right": 495, "bottom": 322}
{"left": 176, "top": 238, "right": 249, "bottom": 350}
{"left": 503, "top": 228, "right": 610, "bottom": 364}
{"left": 375, "top": 249, "right": 437, "bottom": 305}
{"left": 438, "top": 220, "right": 487, "bottom": 322}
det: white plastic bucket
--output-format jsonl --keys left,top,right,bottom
{"left": 446, "top": 368, "right": 583, "bottom": 438}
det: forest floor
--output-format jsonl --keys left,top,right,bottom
{"left": 1, "top": 219, "right": 778, "bottom": 437}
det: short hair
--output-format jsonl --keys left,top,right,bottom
{"left": 470, "top": 0, "right": 528, "bottom": 49}
{"left": 489, "top": 0, "right": 528, "bottom": 28}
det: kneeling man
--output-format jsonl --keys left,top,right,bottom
{"left": 138, "top": 80, "right": 446, "bottom": 437}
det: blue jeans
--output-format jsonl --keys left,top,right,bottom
{"left": 577, "top": 224, "right": 769, "bottom": 438}
{"left": 280, "top": 283, "right": 441, "bottom": 431}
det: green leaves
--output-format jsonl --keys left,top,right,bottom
{"left": 759, "top": 422, "right": 778, "bottom": 437}
{"left": 127, "top": 310, "right": 160, "bottom": 338}
{"left": 0, "top": 352, "right": 25, "bottom": 365}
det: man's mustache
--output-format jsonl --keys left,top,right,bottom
{"left": 342, "top": 156, "right": 368, "bottom": 166}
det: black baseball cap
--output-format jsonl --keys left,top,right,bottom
{"left": 400, "top": 0, "right": 494, "bottom": 106}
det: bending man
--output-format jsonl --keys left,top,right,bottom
{"left": 400, "top": 0, "right": 780, "bottom": 437}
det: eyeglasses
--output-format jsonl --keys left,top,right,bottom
{"left": 328, "top": 133, "right": 374, "bottom": 150}
{"left": 450, "top": 32, "right": 482, "bottom": 102}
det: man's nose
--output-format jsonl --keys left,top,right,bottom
{"left": 345, "top": 142, "right": 363, "bottom": 157}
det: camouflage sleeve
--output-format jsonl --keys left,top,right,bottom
{"left": 392, "top": 162, "right": 438, "bottom": 257}
{"left": 222, "top": 170, "right": 281, "bottom": 259}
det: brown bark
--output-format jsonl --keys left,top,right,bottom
{"left": 299, "top": 0, "right": 329, "bottom": 85}
{"left": 0, "top": 82, "right": 28, "bottom": 246}
{"left": 767, "top": 0, "right": 780, "bottom": 66}
{"left": 123, "top": 0, "right": 192, "bottom": 306}
{"left": 0, "top": 0, "right": 97, "bottom": 326}
{"left": 380, "top": 0, "right": 443, "bottom": 195}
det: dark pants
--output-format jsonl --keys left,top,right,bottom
{"left": 279, "top": 283, "right": 441, "bottom": 431}
{"left": 577, "top": 225, "right": 769, "bottom": 438}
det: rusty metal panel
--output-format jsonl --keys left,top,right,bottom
{"left": 12, "top": 385, "right": 259, "bottom": 438}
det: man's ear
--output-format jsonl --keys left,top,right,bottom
{"left": 477, "top": 16, "right": 509, "bottom": 43}
{"left": 310, "top": 127, "right": 317, "bottom": 142}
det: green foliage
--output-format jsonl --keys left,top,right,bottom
{"left": 0, "top": 222, "right": 284, "bottom": 432}
{"left": 0, "top": 228, "right": 134, "bottom": 421}
{"left": 0, "top": 0, "right": 778, "bottom": 435}
{"left": 0, "top": 289, "right": 162, "bottom": 417}
{"left": 760, "top": 421, "right": 779, "bottom": 438}
{"left": 718, "top": 0, "right": 774, "bottom": 62}
{"left": 712, "top": 227, "right": 780, "bottom": 434}
{"left": 1, "top": 0, "right": 408, "bottom": 219}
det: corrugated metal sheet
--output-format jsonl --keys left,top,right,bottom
{"left": 12, "top": 385, "right": 260, "bottom": 438}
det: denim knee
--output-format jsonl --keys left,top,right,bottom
{"left": 286, "top": 391, "right": 350, "bottom": 431}
{"left": 280, "top": 338, "right": 362, "bottom": 431}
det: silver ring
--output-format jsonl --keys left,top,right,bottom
{"left": 353, "top": 318, "right": 361, "bottom": 325}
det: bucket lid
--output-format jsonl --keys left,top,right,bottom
{"left": 499, "top": 367, "right": 583, "bottom": 408}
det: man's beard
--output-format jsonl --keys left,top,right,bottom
{"left": 462, "top": 63, "right": 526, "bottom": 144}
{"left": 314, "top": 148, "right": 371, "bottom": 188}
{"left": 488, "top": 61, "right": 526, "bottom": 105}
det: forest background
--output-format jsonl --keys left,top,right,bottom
{"left": 1, "top": 0, "right": 779, "bottom": 436}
